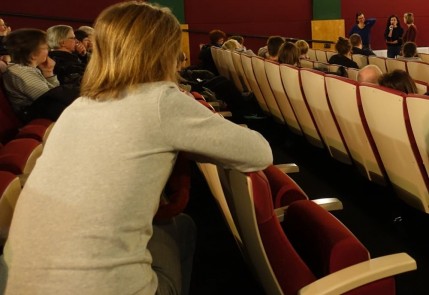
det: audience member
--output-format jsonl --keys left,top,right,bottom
{"left": 295, "top": 39, "right": 310, "bottom": 59}
{"left": 258, "top": 36, "right": 285, "bottom": 61}
{"left": 229, "top": 35, "right": 255, "bottom": 55}
{"left": 47, "top": 25, "right": 88, "bottom": 86}
{"left": 403, "top": 12, "right": 417, "bottom": 43}
{"left": 328, "top": 37, "right": 359, "bottom": 69}
{"left": 357, "top": 64, "right": 382, "bottom": 84}
{"left": 398, "top": 41, "right": 421, "bottom": 61}
{"left": 221, "top": 39, "right": 241, "bottom": 51}
{"left": 77, "top": 25, "right": 94, "bottom": 53}
{"left": 379, "top": 69, "right": 417, "bottom": 94}
{"left": 348, "top": 12, "right": 376, "bottom": 49}
{"left": 278, "top": 42, "right": 300, "bottom": 66}
{"left": 350, "top": 33, "right": 375, "bottom": 56}
{"left": 198, "top": 29, "right": 226, "bottom": 75}
{"left": 0, "top": 18, "right": 11, "bottom": 62}
{"left": 384, "top": 15, "right": 403, "bottom": 58}
{"left": 0, "top": 2, "right": 272, "bottom": 295}
{"left": 2, "top": 28, "right": 78, "bottom": 121}
{"left": 74, "top": 29, "right": 93, "bottom": 57}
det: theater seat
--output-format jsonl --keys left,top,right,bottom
{"left": 218, "top": 167, "right": 416, "bottom": 295}
{"left": 0, "top": 78, "right": 54, "bottom": 144}
{"left": 0, "top": 171, "right": 21, "bottom": 245}
{"left": 0, "top": 138, "right": 43, "bottom": 184}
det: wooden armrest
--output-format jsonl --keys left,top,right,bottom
{"left": 218, "top": 111, "right": 232, "bottom": 118}
{"left": 275, "top": 198, "right": 343, "bottom": 222}
{"left": 312, "top": 198, "right": 343, "bottom": 211}
{"left": 208, "top": 101, "right": 220, "bottom": 107}
{"left": 299, "top": 253, "right": 417, "bottom": 295}
{"left": 275, "top": 163, "right": 299, "bottom": 173}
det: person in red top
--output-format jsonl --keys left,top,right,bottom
{"left": 403, "top": 12, "right": 417, "bottom": 43}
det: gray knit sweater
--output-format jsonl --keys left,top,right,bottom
{"left": 1, "top": 81, "right": 272, "bottom": 295}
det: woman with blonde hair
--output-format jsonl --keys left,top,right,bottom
{"left": 0, "top": 2, "right": 272, "bottom": 295}
{"left": 403, "top": 12, "right": 417, "bottom": 43}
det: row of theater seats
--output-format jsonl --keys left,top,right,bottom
{"left": 197, "top": 160, "right": 417, "bottom": 294}
{"left": 0, "top": 76, "right": 55, "bottom": 247}
{"left": 211, "top": 46, "right": 429, "bottom": 215}
{"left": 191, "top": 72, "right": 417, "bottom": 293}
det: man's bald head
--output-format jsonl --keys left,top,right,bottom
{"left": 357, "top": 65, "right": 383, "bottom": 84}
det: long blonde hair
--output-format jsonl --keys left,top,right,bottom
{"left": 81, "top": 1, "right": 182, "bottom": 100}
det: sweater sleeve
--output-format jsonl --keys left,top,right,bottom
{"left": 6, "top": 66, "right": 59, "bottom": 100}
{"left": 157, "top": 85, "right": 273, "bottom": 172}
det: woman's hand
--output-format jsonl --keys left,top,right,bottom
{"left": 75, "top": 41, "right": 87, "bottom": 56}
{"left": 39, "top": 56, "right": 56, "bottom": 78}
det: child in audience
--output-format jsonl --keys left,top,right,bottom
{"left": 258, "top": 36, "right": 285, "bottom": 61}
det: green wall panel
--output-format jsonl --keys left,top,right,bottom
{"left": 313, "top": 0, "right": 341, "bottom": 20}
{"left": 151, "top": 0, "right": 185, "bottom": 23}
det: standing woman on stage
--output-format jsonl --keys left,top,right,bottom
{"left": 349, "top": 12, "right": 376, "bottom": 50}
{"left": 384, "top": 15, "right": 403, "bottom": 58}
{"left": 403, "top": 12, "right": 417, "bottom": 43}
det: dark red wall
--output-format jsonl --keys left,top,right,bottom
{"left": 184, "top": 0, "right": 313, "bottom": 63}
{"left": 1, "top": 0, "right": 428, "bottom": 64}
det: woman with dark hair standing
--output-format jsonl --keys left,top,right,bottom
{"left": 384, "top": 15, "right": 404, "bottom": 58}
{"left": 349, "top": 12, "right": 376, "bottom": 49}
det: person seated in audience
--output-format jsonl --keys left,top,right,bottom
{"left": 74, "top": 29, "right": 93, "bottom": 58}
{"left": 278, "top": 42, "right": 300, "bottom": 66}
{"left": 229, "top": 35, "right": 255, "bottom": 55}
{"left": 328, "top": 37, "right": 359, "bottom": 69}
{"left": 379, "top": 69, "right": 417, "bottom": 94}
{"left": 258, "top": 36, "right": 285, "bottom": 61}
{"left": 384, "top": 15, "right": 403, "bottom": 58}
{"left": 77, "top": 25, "right": 94, "bottom": 53}
{"left": 47, "top": 25, "right": 88, "bottom": 86}
{"left": 2, "top": 28, "right": 78, "bottom": 121}
{"left": 0, "top": 3, "right": 272, "bottom": 294}
{"left": 221, "top": 39, "right": 242, "bottom": 51}
{"left": 198, "top": 29, "right": 226, "bottom": 75}
{"left": 350, "top": 33, "right": 375, "bottom": 56}
{"left": 0, "top": 18, "right": 11, "bottom": 63}
{"left": 357, "top": 64, "right": 382, "bottom": 84}
{"left": 295, "top": 39, "right": 310, "bottom": 59}
{"left": 398, "top": 41, "right": 421, "bottom": 61}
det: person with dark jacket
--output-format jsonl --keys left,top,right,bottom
{"left": 47, "top": 25, "right": 88, "bottom": 86}
{"left": 350, "top": 33, "right": 376, "bottom": 56}
{"left": 384, "top": 15, "right": 404, "bottom": 58}
{"left": 198, "top": 29, "right": 226, "bottom": 75}
{"left": 328, "top": 37, "right": 359, "bottom": 69}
